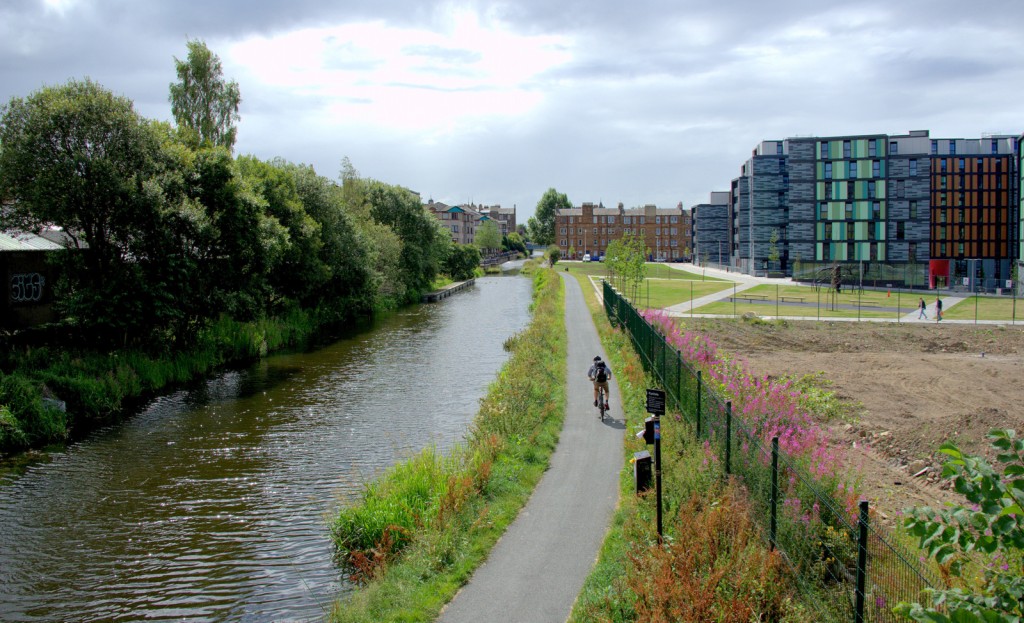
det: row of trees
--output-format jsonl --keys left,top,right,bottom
{"left": 0, "top": 41, "right": 481, "bottom": 350}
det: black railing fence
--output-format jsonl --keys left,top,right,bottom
{"left": 603, "top": 280, "right": 942, "bottom": 622}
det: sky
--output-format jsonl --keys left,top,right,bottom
{"left": 2, "top": 0, "right": 1023, "bottom": 224}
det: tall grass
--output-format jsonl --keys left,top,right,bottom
{"left": 0, "top": 307, "right": 323, "bottom": 454}
{"left": 329, "top": 268, "right": 566, "bottom": 623}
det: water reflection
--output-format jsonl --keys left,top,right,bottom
{"left": 0, "top": 274, "right": 533, "bottom": 622}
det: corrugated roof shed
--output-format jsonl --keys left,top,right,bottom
{"left": 0, "top": 231, "right": 65, "bottom": 251}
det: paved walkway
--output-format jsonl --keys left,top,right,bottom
{"left": 437, "top": 273, "right": 623, "bottom": 623}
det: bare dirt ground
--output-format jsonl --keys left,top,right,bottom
{"left": 686, "top": 318, "right": 1024, "bottom": 525}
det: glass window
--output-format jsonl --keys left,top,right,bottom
{"left": 819, "top": 202, "right": 827, "bottom": 219}
{"left": 931, "top": 140, "right": 938, "bottom": 155}
{"left": 869, "top": 140, "right": 877, "bottom": 157}
{"left": 820, "top": 141, "right": 828, "bottom": 158}
{"left": 896, "top": 221, "right": 905, "bottom": 240}
{"left": 940, "top": 159, "right": 947, "bottom": 173}
{"left": 777, "top": 142, "right": 783, "bottom": 155}
{"left": 909, "top": 159, "right": 917, "bottom": 176}
{"left": 992, "top": 138, "right": 998, "bottom": 154}
{"left": 848, "top": 161, "right": 857, "bottom": 177}
{"left": 872, "top": 201, "right": 880, "bottom": 220}
{"left": 843, "top": 140, "right": 851, "bottom": 158}
{"left": 909, "top": 200, "right": 917, "bottom": 219}
{"left": 824, "top": 162, "right": 832, "bottom": 179}
{"left": 872, "top": 160, "right": 880, "bottom": 177}
{"left": 845, "top": 202, "right": 853, "bottom": 219}
{"left": 889, "top": 141, "right": 898, "bottom": 155}
{"left": 949, "top": 140, "right": 956, "bottom": 155}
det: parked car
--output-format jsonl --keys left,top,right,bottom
{"left": 582, "top": 253, "right": 591, "bottom": 262}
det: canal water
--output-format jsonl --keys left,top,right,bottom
{"left": 0, "top": 272, "right": 533, "bottom": 622}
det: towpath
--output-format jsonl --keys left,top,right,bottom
{"left": 437, "top": 273, "right": 623, "bottom": 623}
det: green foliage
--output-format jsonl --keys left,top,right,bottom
{"left": 443, "top": 244, "right": 480, "bottom": 281}
{"left": 530, "top": 188, "right": 571, "bottom": 246}
{"left": 896, "top": 430, "right": 1024, "bottom": 622}
{"left": 504, "top": 231, "right": 526, "bottom": 254}
{"left": 169, "top": 39, "right": 241, "bottom": 151}
{"left": 474, "top": 219, "right": 502, "bottom": 252}
{"left": 546, "top": 244, "right": 561, "bottom": 267}
{"left": 605, "top": 232, "right": 648, "bottom": 301}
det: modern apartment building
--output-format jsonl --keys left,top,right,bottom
{"left": 555, "top": 202, "right": 689, "bottom": 261}
{"left": 698, "top": 130, "right": 1021, "bottom": 288}
{"left": 692, "top": 192, "right": 730, "bottom": 265}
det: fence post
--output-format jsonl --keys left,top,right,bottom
{"left": 725, "top": 401, "right": 732, "bottom": 476}
{"left": 695, "top": 371, "right": 702, "bottom": 438}
{"left": 770, "top": 436, "right": 779, "bottom": 551}
{"left": 676, "top": 350, "right": 682, "bottom": 412}
{"left": 856, "top": 500, "right": 869, "bottom": 623}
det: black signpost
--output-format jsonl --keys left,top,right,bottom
{"left": 646, "top": 388, "right": 666, "bottom": 538}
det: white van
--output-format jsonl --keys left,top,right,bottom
{"left": 582, "top": 253, "right": 591, "bottom": 262}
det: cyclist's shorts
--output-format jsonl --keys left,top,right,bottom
{"left": 593, "top": 380, "right": 609, "bottom": 393}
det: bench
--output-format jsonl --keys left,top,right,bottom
{"left": 732, "top": 294, "right": 769, "bottom": 303}
{"left": 779, "top": 296, "right": 806, "bottom": 303}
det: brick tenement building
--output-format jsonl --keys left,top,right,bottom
{"left": 555, "top": 202, "right": 689, "bottom": 261}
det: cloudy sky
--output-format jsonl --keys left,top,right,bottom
{"left": 3, "top": 0, "right": 1023, "bottom": 222}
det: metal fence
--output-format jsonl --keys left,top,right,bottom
{"left": 604, "top": 280, "right": 942, "bottom": 622}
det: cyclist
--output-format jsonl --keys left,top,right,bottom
{"left": 587, "top": 356, "right": 612, "bottom": 409}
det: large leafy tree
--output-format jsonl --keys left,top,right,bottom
{"left": 0, "top": 79, "right": 167, "bottom": 341}
{"left": 531, "top": 188, "right": 571, "bottom": 246}
{"left": 286, "top": 162, "right": 373, "bottom": 321}
{"left": 365, "top": 181, "right": 448, "bottom": 301}
{"left": 474, "top": 219, "right": 502, "bottom": 253}
{"left": 169, "top": 39, "right": 241, "bottom": 151}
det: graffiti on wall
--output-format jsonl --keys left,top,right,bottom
{"left": 10, "top": 272, "right": 46, "bottom": 303}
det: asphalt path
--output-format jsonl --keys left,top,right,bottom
{"left": 436, "top": 272, "right": 624, "bottom": 623}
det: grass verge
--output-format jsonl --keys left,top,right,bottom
{"left": 329, "top": 267, "right": 566, "bottom": 622}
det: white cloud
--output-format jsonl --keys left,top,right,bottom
{"left": 228, "top": 5, "right": 572, "bottom": 143}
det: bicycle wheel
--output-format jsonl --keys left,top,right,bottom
{"left": 599, "top": 391, "right": 606, "bottom": 421}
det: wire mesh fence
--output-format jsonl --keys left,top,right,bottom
{"left": 603, "top": 280, "right": 942, "bottom": 622}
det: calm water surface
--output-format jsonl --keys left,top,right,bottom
{"left": 0, "top": 272, "right": 532, "bottom": 622}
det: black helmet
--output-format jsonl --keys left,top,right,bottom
{"left": 593, "top": 356, "right": 602, "bottom": 362}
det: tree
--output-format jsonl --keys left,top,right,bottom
{"left": 444, "top": 244, "right": 480, "bottom": 281}
{"left": 606, "top": 233, "right": 647, "bottom": 302}
{"left": 546, "top": 245, "right": 561, "bottom": 267}
{"left": 169, "top": 39, "right": 241, "bottom": 151}
{"left": 505, "top": 231, "right": 526, "bottom": 255}
{"left": 0, "top": 79, "right": 167, "bottom": 341}
{"left": 896, "top": 430, "right": 1024, "bottom": 622}
{"left": 475, "top": 219, "right": 502, "bottom": 254}
{"left": 532, "top": 188, "right": 571, "bottom": 246}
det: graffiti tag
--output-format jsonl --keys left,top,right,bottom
{"left": 10, "top": 273, "right": 46, "bottom": 303}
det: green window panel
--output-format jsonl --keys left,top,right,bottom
{"left": 853, "top": 139, "right": 868, "bottom": 158}
{"left": 878, "top": 242, "right": 886, "bottom": 259}
{"left": 877, "top": 180, "right": 886, "bottom": 196}
{"left": 816, "top": 162, "right": 823, "bottom": 178}
{"left": 816, "top": 223, "right": 825, "bottom": 239}
{"left": 816, "top": 243, "right": 824, "bottom": 261}
{"left": 855, "top": 201, "right": 870, "bottom": 220}
{"left": 858, "top": 160, "right": 872, "bottom": 179}
{"left": 816, "top": 182, "right": 826, "bottom": 200}
{"left": 855, "top": 222, "right": 868, "bottom": 240}
{"left": 829, "top": 202, "right": 844, "bottom": 220}
{"left": 829, "top": 140, "right": 841, "bottom": 159}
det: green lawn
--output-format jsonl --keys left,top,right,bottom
{"left": 631, "top": 280, "right": 735, "bottom": 309}
{"left": 691, "top": 284, "right": 917, "bottom": 318}
{"left": 560, "top": 261, "right": 729, "bottom": 282}
{"left": 942, "top": 296, "right": 1024, "bottom": 322}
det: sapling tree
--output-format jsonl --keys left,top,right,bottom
{"left": 896, "top": 429, "right": 1024, "bottom": 622}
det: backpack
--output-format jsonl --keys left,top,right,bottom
{"left": 595, "top": 363, "right": 608, "bottom": 383}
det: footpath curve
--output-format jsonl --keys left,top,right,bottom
{"left": 437, "top": 272, "right": 623, "bottom": 623}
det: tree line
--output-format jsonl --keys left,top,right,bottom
{"left": 0, "top": 41, "right": 485, "bottom": 350}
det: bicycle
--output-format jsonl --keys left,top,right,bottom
{"left": 597, "top": 386, "right": 608, "bottom": 421}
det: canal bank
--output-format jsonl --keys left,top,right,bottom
{"left": 0, "top": 272, "right": 534, "bottom": 622}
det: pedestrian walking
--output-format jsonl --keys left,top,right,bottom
{"left": 935, "top": 296, "right": 943, "bottom": 322}
{"left": 918, "top": 297, "right": 928, "bottom": 320}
